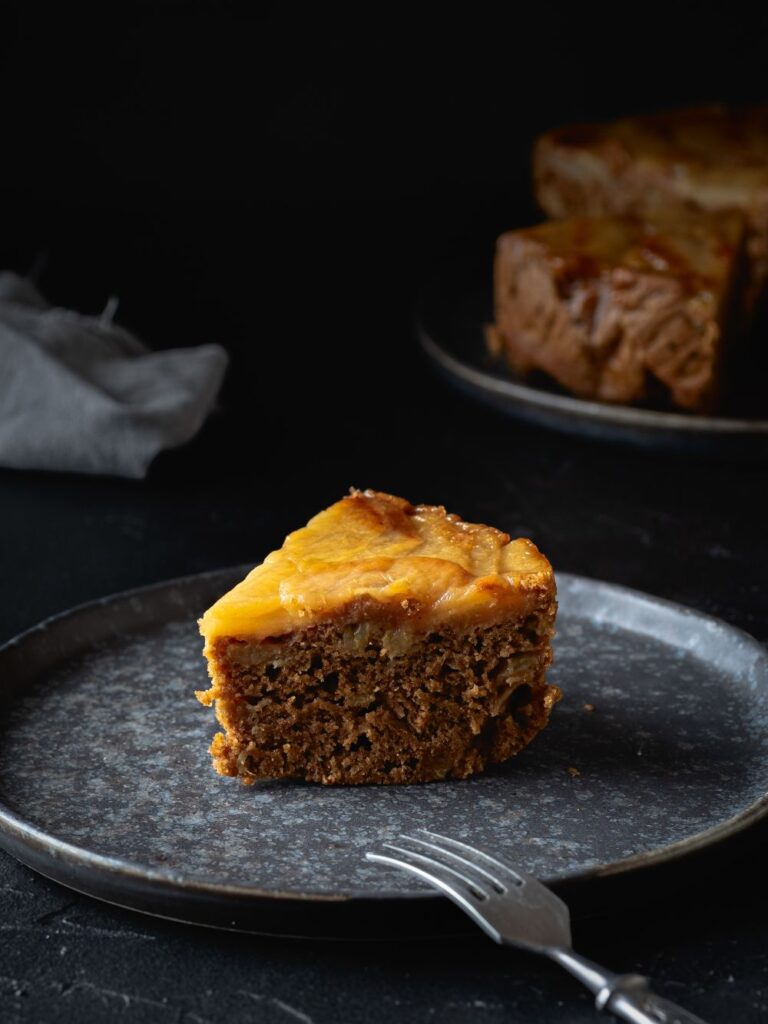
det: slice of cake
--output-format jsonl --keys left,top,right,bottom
{"left": 533, "top": 104, "right": 768, "bottom": 312}
{"left": 197, "top": 490, "right": 559, "bottom": 785}
{"left": 487, "top": 210, "right": 746, "bottom": 412}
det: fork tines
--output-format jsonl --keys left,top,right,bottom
{"left": 366, "top": 829, "right": 525, "bottom": 902}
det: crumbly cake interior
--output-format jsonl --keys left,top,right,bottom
{"left": 199, "top": 609, "right": 558, "bottom": 785}
{"left": 198, "top": 489, "right": 559, "bottom": 785}
{"left": 488, "top": 211, "right": 745, "bottom": 412}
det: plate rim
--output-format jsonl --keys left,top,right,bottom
{"left": 1, "top": 567, "right": 767, "bottom": 917}
{"left": 417, "top": 320, "right": 768, "bottom": 438}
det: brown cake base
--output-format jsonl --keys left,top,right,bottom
{"left": 488, "top": 213, "right": 745, "bottom": 412}
{"left": 198, "top": 607, "right": 559, "bottom": 786}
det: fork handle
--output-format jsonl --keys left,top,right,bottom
{"left": 548, "top": 949, "right": 709, "bottom": 1024}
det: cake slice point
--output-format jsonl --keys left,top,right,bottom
{"left": 198, "top": 490, "right": 559, "bottom": 785}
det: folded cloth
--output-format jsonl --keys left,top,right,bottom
{"left": 0, "top": 272, "right": 229, "bottom": 478}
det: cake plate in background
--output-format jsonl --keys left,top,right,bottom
{"left": 418, "top": 245, "right": 768, "bottom": 456}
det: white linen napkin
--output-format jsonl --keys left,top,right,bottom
{"left": 0, "top": 273, "right": 228, "bottom": 478}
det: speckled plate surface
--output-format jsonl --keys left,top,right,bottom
{"left": 1, "top": 568, "right": 767, "bottom": 937}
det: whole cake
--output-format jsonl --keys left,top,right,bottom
{"left": 487, "top": 210, "right": 746, "bottom": 412}
{"left": 533, "top": 104, "right": 768, "bottom": 312}
{"left": 197, "top": 490, "right": 559, "bottom": 785}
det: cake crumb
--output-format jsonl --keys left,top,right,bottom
{"left": 583, "top": 703, "right": 595, "bottom": 712}
{"left": 567, "top": 766, "right": 581, "bottom": 777}
{"left": 198, "top": 490, "right": 559, "bottom": 785}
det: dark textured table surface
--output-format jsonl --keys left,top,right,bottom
{"left": 3, "top": 195, "right": 768, "bottom": 1021}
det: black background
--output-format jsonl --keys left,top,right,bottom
{"left": 3, "top": 3, "right": 768, "bottom": 409}
{"left": 2, "top": 5, "right": 768, "bottom": 1022}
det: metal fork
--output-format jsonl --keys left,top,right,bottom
{"left": 366, "top": 831, "right": 708, "bottom": 1024}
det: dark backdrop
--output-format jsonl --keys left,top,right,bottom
{"left": 2, "top": 3, "right": 766, "bottom": 379}
{"left": 3, "top": 5, "right": 768, "bottom": 203}
{"left": 1, "top": 3, "right": 767, "bottom": 617}
{"left": 3, "top": 11, "right": 768, "bottom": 1022}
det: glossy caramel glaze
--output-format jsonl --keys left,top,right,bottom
{"left": 533, "top": 104, "right": 768, "bottom": 316}
{"left": 199, "top": 491, "right": 554, "bottom": 643}
{"left": 510, "top": 210, "right": 744, "bottom": 299}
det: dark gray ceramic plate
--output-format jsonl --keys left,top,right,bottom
{"left": 1, "top": 568, "right": 767, "bottom": 937}
{"left": 418, "top": 249, "right": 768, "bottom": 454}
